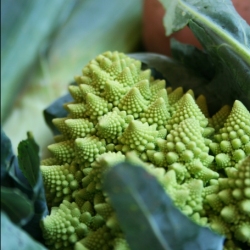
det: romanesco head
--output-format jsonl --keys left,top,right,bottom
{"left": 40, "top": 51, "right": 250, "bottom": 250}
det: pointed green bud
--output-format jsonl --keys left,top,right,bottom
{"left": 85, "top": 93, "right": 111, "bottom": 120}
{"left": 66, "top": 103, "right": 86, "bottom": 118}
{"left": 140, "top": 97, "right": 170, "bottom": 129}
{"left": 118, "top": 87, "right": 147, "bottom": 118}
{"left": 69, "top": 85, "right": 84, "bottom": 102}
{"left": 75, "top": 136, "right": 106, "bottom": 165}
{"left": 65, "top": 119, "right": 95, "bottom": 139}
{"left": 149, "top": 79, "right": 166, "bottom": 96}
{"left": 196, "top": 95, "right": 209, "bottom": 118}
{"left": 48, "top": 140, "right": 75, "bottom": 164}
{"left": 134, "top": 79, "right": 151, "bottom": 100}
{"left": 168, "top": 86, "right": 183, "bottom": 105}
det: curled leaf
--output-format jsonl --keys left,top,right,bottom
{"left": 104, "top": 163, "right": 224, "bottom": 250}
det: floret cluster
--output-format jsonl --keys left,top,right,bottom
{"left": 40, "top": 51, "right": 250, "bottom": 250}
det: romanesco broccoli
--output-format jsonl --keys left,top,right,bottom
{"left": 40, "top": 51, "right": 250, "bottom": 250}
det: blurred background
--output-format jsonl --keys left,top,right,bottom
{"left": 1, "top": 0, "right": 144, "bottom": 156}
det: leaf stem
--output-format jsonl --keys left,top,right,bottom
{"left": 179, "top": 1, "right": 250, "bottom": 64}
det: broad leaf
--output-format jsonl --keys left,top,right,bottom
{"left": 159, "top": 0, "right": 250, "bottom": 113}
{"left": 159, "top": 0, "right": 250, "bottom": 47}
{"left": 104, "top": 163, "right": 224, "bottom": 250}
{"left": 1, "top": 212, "right": 48, "bottom": 250}
{"left": 170, "top": 38, "right": 215, "bottom": 80}
{"left": 1, "top": 187, "right": 33, "bottom": 226}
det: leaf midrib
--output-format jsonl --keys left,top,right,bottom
{"left": 178, "top": 0, "right": 250, "bottom": 64}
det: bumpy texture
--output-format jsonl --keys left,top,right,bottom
{"left": 204, "top": 156, "right": 250, "bottom": 246}
{"left": 40, "top": 51, "right": 250, "bottom": 250}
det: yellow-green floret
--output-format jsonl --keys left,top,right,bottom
{"left": 40, "top": 51, "right": 250, "bottom": 250}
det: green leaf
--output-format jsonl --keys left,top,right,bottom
{"left": 159, "top": 0, "right": 250, "bottom": 113}
{"left": 1, "top": 128, "right": 48, "bottom": 242}
{"left": 16, "top": 131, "right": 48, "bottom": 241}
{"left": 159, "top": 0, "right": 250, "bottom": 51}
{"left": 17, "top": 132, "right": 40, "bottom": 188}
{"left": 1, "top": 211, "right": 48, "bottom": 250}
{"left": 170, "top": 38, "right": 215, "bottom": 80}
{"left": 1, "top": 187, "right": 33, "bottom": 226}
{"left": 104, "top": 163, "right": 224, "bottom": 250}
